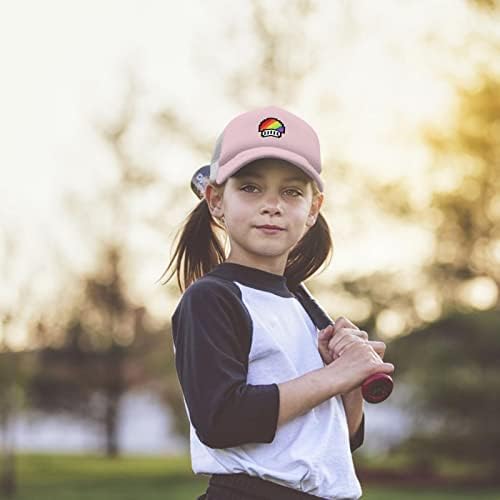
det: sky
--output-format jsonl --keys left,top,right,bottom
{"left": 0, "top": 0, "right": 494, "bottom": 348}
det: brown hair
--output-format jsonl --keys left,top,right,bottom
{"left": 158, "top": 175, "right": 333, "bottom": 293}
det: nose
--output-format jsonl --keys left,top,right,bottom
{"left": 259, "top": 193, "right": 283, "bottom": 215}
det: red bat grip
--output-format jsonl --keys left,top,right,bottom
{"left": 293, "top": 284, "right": 393, "bottom": 403}
{"left": 361, "top": 373, "right": 393, "bottom": 404}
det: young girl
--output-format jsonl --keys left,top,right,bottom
{"left": 161, "top": 106, "right": 394, "bottom": 500}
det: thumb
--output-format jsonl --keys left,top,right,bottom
{"left": 318, "top": 325, "right": 334, "bottom": 342}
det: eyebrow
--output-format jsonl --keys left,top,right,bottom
{"left": 236, "top": 172, "right": 309, "bottom": 184}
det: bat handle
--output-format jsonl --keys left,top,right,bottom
{"left": 361, "top": 373, "right": 393, "bottom": 404}
{"left": 293, "top": 283, "right": 393, "bottom": 403}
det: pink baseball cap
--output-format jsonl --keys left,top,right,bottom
{"left": 209, "top": 105, "right": 324, "bottom": 192}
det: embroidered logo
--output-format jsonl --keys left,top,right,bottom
{"left": 258, "top": 117, "right": 285, "bottom": 138}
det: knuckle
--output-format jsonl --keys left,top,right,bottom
{"left": 364, "top": 344, "right": 375, "bottom": 356}
{"left": 354, "top": 342, "right": 367, "bottom": 352}
{"left": 335, "top": 317, "right": 351, "bottom": 330}
{"left": 335, "top": 316, "right": 359, "bottom": 330}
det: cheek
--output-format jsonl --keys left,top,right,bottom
{"left": 290, "top": 203, "right": 311, "bottom": 223}
{"left": 292, "top": 205, "right": 314, "bottom": 236}
{"left": 223, "top": 198, "right": 252, "bottom": 225}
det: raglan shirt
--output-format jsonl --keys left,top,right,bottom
{"left": 171, "top": 262, "right": 364, "bottom": 500}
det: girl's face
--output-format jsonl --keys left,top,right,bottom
{"left": 205, "top": 159, "right": 324, "bottom": 275}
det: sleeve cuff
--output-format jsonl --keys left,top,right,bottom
{"left": 237, "top": 382, "right": 280, "bottom": 445}
{"left": 196, "top": 383, "right": 280, "bottom": 449}
{"left": 350, "top": 413, "right": 365, "bottom": 452}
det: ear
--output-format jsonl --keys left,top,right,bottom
{"left": 306, "top": 192, "right": 324, "bottom": 227}
{"left": 204, "top": 182, "right": 224, "bottom": 220}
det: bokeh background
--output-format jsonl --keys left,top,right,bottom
{"left": 1, "top": 0, "right": 499, "bottom": 498}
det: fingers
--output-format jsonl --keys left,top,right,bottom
{"left": 367, "top": 340, "right": 386, "bottom": 358}
{"left": 381, "top": 362, "right": 395, "bottom": 374}
{"left": 373, "top": 356, "right": 395, "bottom": 374}
{"left": 331, "top": 335, "right": 362, "bottom": 359}
{"left": 318, "top": 319, "right": 388, "bottom": 365}
{"left": 318, "top": 326, "right": 335, "bottom": 350}
{"left": 317, "top": 325, "right": 335, "bottom": 364}
{"left": 318, "top": 325, "right": 335, "bottom": 343}
{"left": 333, "top": 316, "right": 360, "bottom": 331}
{"left": 345, "top": 342, "right": 394, "bottom": 373}
{"left": 328, "top": 328, "right": 369, "bottom": 358}
{"left": 326, "top": 342, "right": 395, "bottom": 393}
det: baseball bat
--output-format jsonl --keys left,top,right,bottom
{"left": 293, "top": 284, "right": 393, "bottom": 403}
{"left": 190, "top": 165, "right": 393, "bottom": 403}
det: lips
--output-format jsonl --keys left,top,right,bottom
{"left": 256, "top": 225, "right": 285, "bottom": 230}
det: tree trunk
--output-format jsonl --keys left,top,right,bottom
{"left": 0, "top": 384, "right": 17, "bottom": 498}
{"left": 104, "top": 390, "right": 120, "bottom": 458}
{"left": 0, "top": 449, "right": 16, "bottom": 498}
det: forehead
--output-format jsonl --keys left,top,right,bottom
{"left": 233, "top": 159, "right": 311, "bottom": 183}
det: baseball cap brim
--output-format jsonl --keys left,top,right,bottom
{"left": 213, "top": 146, "right": 324, "bottom": 192}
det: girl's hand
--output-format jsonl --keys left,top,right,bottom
{"left": 318, "top": 316, "right": 386, "bottom": 364}
{"left": 318, "top": 325, "right": 336, "bottom": 364}
{"left": 324, "top": 341, "right": 395, "bottom": 394}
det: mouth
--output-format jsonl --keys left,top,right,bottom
{"left": 255, "top": 225, "right": 285, "bottom": 231}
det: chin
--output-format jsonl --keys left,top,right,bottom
{"left": 250, "top": 245, "right": 291, "bottom": 258}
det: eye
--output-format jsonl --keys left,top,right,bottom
{"left": 284, "top": 189, "right": 303, "bottom": 197}
{"left": 241, "top": 185, "right": 258, "bottom": 193}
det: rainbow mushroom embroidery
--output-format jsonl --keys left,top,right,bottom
{"left": 258, "top": 118, "right": 285, "bottom": 138}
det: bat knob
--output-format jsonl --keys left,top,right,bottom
{"left": 361, "top": 373, "right": 393, "bottom": 403}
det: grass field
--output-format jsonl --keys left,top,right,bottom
{"left": 4, "top": 453, "right": 500, "bottom": 500}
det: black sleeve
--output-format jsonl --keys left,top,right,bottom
{"left": 171, "top": 277, "right": 280, "bottom": 449}
{"left": 349, "top": 414, "right": 365, "bottom": 452}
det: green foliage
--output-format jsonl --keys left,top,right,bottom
{"left": 424, "top": 73, "right": 500, "bottom": 290}
{"left": 388, "top": 309, "right": 500, "bottom": 471}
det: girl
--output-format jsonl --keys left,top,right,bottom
{"left": 161, "top": 106, "right": 394, "bottom": 500}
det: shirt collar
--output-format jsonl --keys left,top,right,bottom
{"left": 207, "top": 262, "right": 294, "bottom": 298}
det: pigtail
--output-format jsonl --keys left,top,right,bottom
{"left": 284, "top": 211, "right": 333, "bottom": 292}
{"left": 158, "top": 200, "right": 226, "bottom": 293}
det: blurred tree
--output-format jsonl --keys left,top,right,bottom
{"left": 388, "top": 309, "right": 500, "bottom": 476}
{"left": 392, "top": 70, "right": 500, "bottom": 474}
{"left": 357, "top": 0, "right": 500, "bottom": 315}
{"left": 423, "top": 73, "right": 500, "bottom": 308}
{"left": 27, "top": 246, "right": 169, "bottom": 457}
{"left": 361, "top": 16, "right": 500, "bottom": 474}
{"left": 0, "top": 312, "right": 17, "bottom": 499}
{"left": 22, "top": 74, "right": 172, "bottom": 458}
{"left": 469, "top": 0, "right": 500, "bottom": 10}
{"left": 368, "top": 69, "right": 500, "bottom": 315}
{"left": 309, "top": 76, "right": 500, "bottom": 345}
{"left": 0, "top": 235, "right": 37, "bottom": 497}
